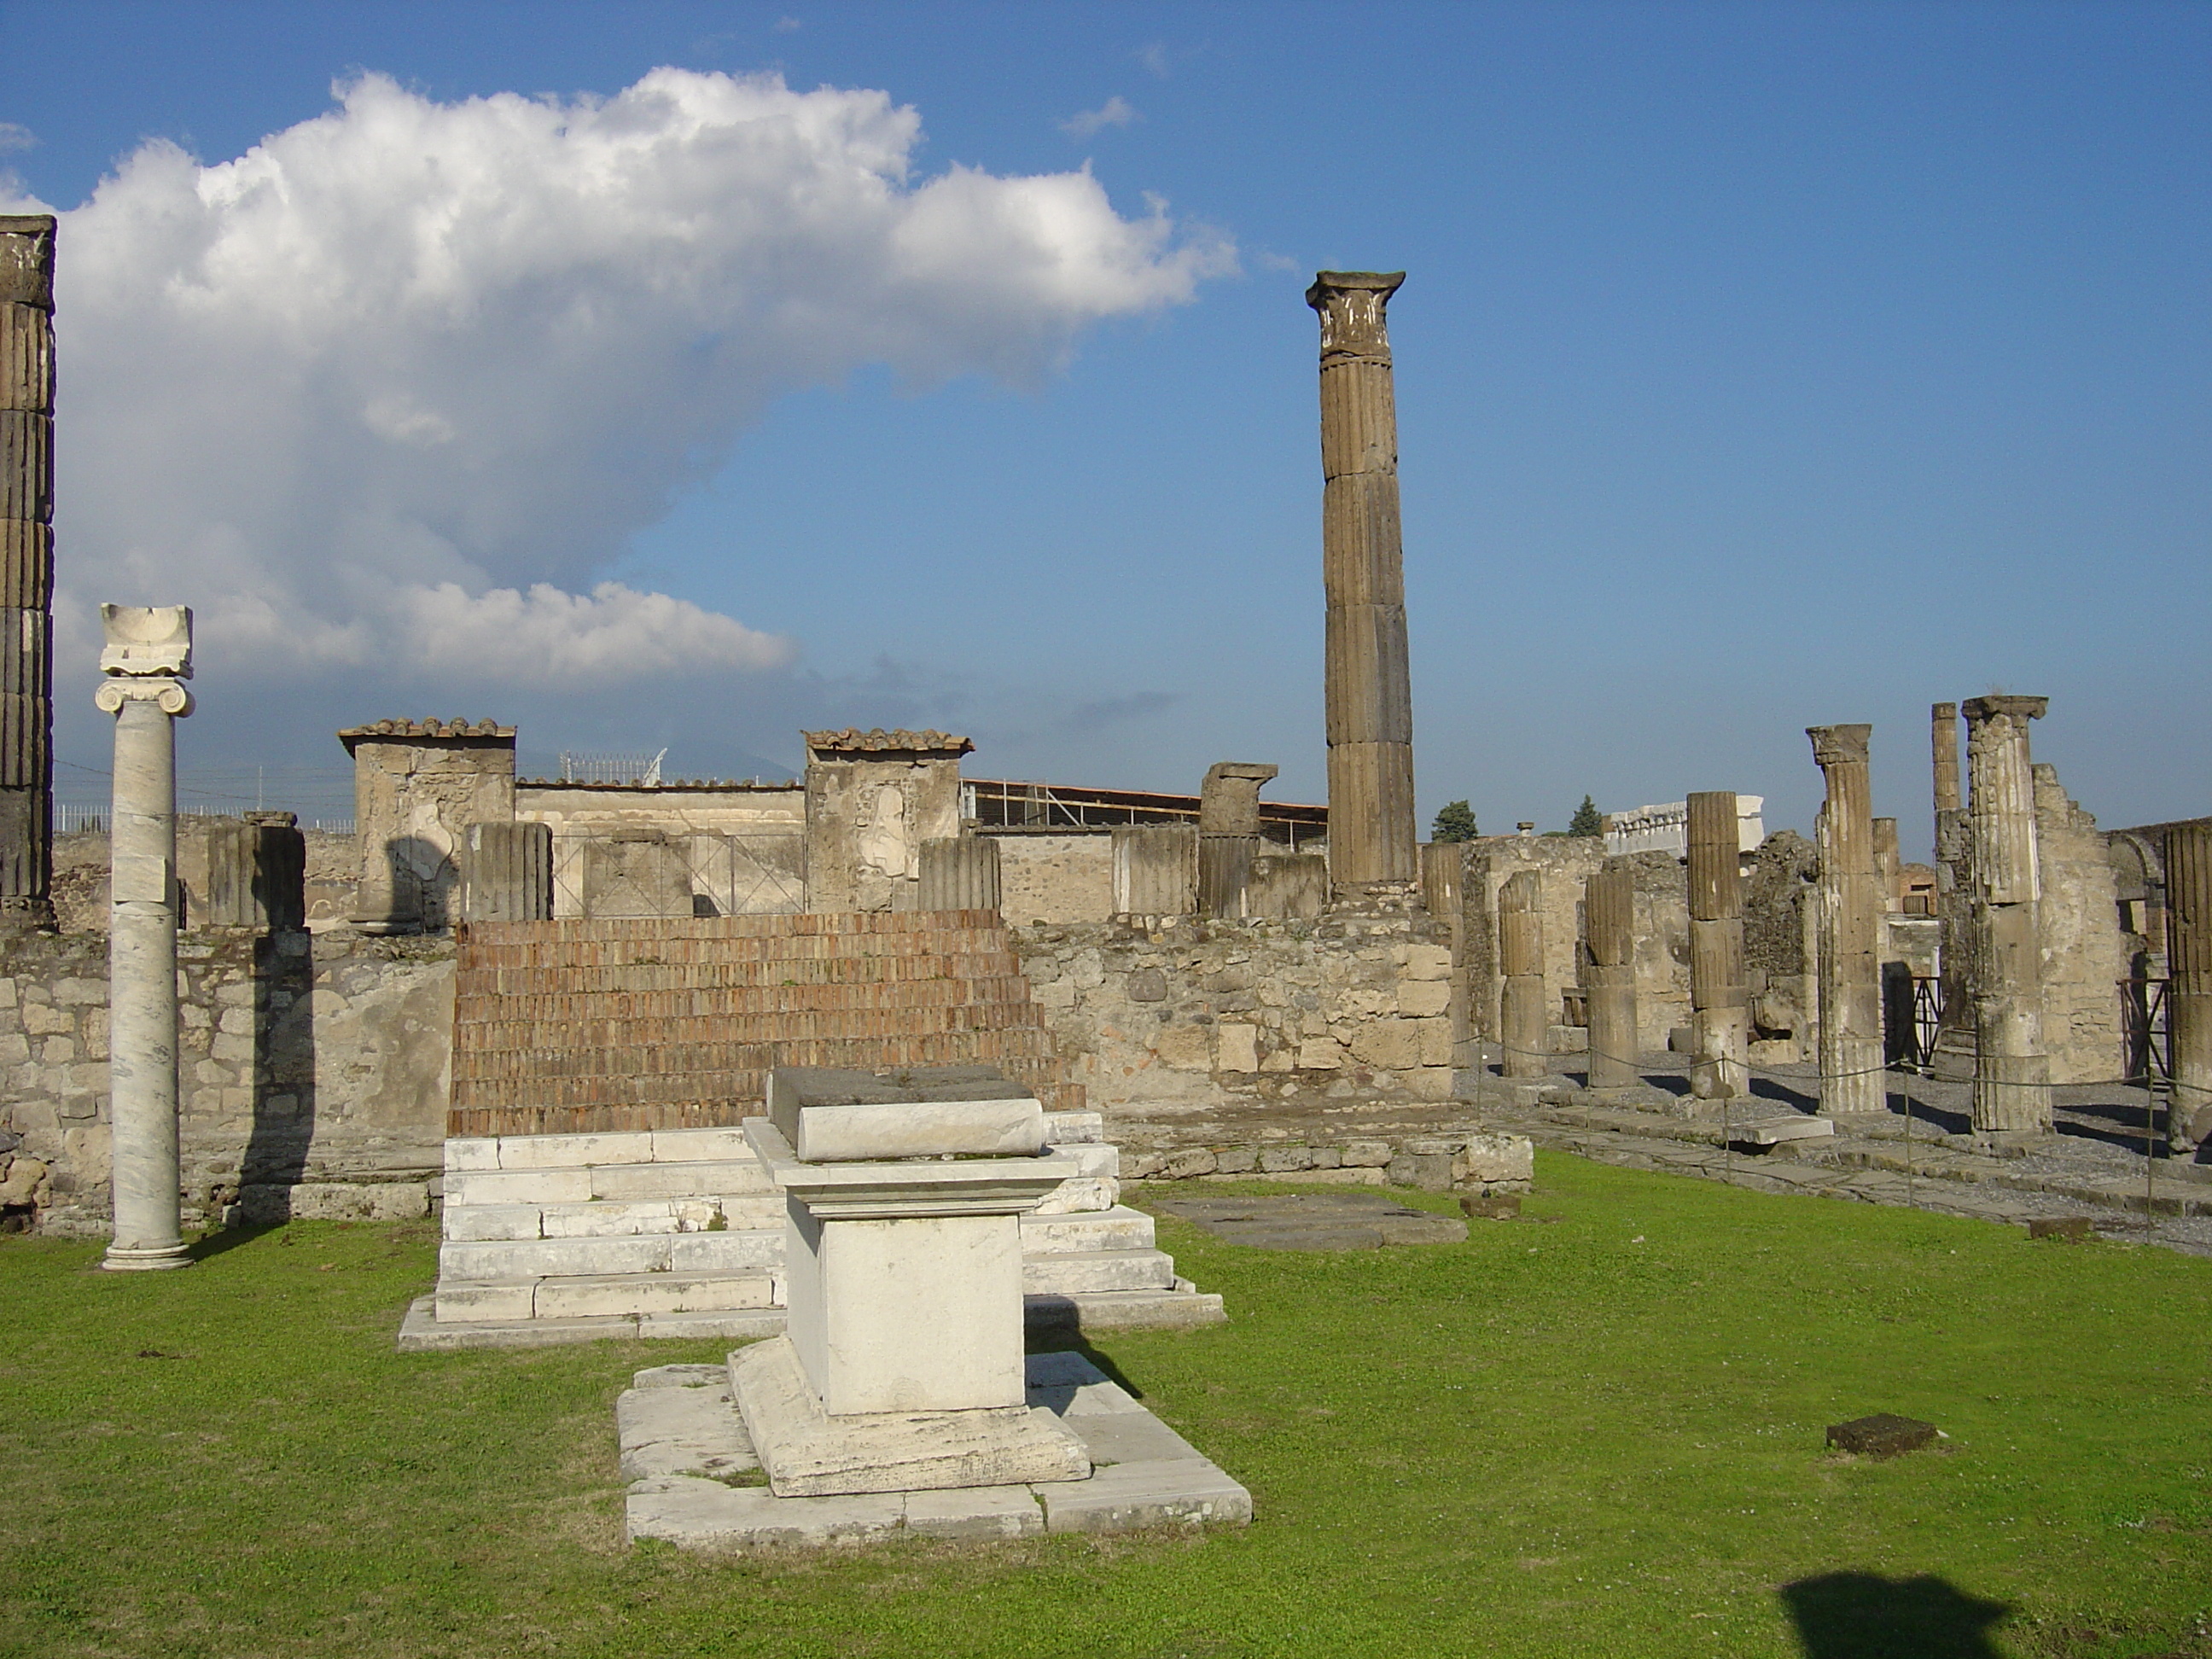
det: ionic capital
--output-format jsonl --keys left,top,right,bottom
{"left": 95, "top": 678, "right": 193, "bottom": 717}
{"left": 1806, "top": 724, "right": 1871, "bottom": 768}
{"left": 1307, "top": 271, "right": 1405, "bottom": 364}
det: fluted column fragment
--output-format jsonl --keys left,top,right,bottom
{"left": 1687, "top": 791, "right": 1749, "bottom": 1099}
{"left": 1585, "top": 864, "right": 1639, "bottom": 1090}
{"left": 0, "top": 214, "right": 55, "bottom": 927}
{"left": 1807, "top": 725, "right": 1884, "bottom": 1115}
{"left": 1962, "top": 696, "right": 2052, "bottom": 1133}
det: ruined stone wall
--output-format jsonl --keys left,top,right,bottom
{"left": 2034, "top": 765, "right": 2125, "bottom": 1084}
{"left": 1010, "top": 913, "right": 1455, "bottom": 1118}
{"left": 516, "top": 783, "right": 806, "bottom": 919}
{"left": 0, "top": 928, "right": 454, "bottom": 1236}
{"left": 1456, "top": 836, "right": 1606, "bottom": 1045}
{"left": 1621, "top": 851, "right": 1692, "bottom": 1053}
{"left": 990, "top": 830, "right": 1115, "bottom": 926}
{"left": 50, "top": 826, "right": 360, "bottom": 934}
{"left": 1743, "top": 830, "right": 1816, "bottom": 1063}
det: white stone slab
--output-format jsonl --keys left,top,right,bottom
{"left": 444, "top": 1137, "right": 501, "bottom": 1173}
{"left": 1036, "top": 1458, "right": 1254, "bottom": 1534}
{"left": 592, "top": 1161, "right": 771, "bottom": 1202}
{"left": 625, "top": 1477, "right": 905, "bottom": 1551}
{"left": 434, "top": 1278, "right": 536, "bottom": 1322}
{"left": 1041, "top": 1111, "right": 1104, "bottom": 1144}
{"left": 637, "top": 1310, "right": 785, "bottom": 1342}
{"left": 781, "top": 1098, "right": 1048, "bottom": 1162}
{"left": 1045, "top": 1143, "right": 1120, "bottom": 1180}
{"left": 498, "top": 1131, "right": 656, "bottom": 1169}
{"left": 1021, "top": 1207, "right": 1155, "bottom": 1254}
{"left": 1022, "top": 1249, "right": 1179, "bottom": 1294}
{"left": 538, "top": 1272, "right": 774, "bottom": 1319}
{"left": 537, "top": 1200, "right": 721, "bottom": 1239}
{"left": 397, "top": 1295, "right": 637, "bottom": 1352}
{"left": 650, "top": 1127, "right": 756, "bottom": 1163}
{"left": 445, "top": 1167, "right": 592, "bottom": 1208}
{"left": 1033, "top": 1177, "right": 1120, "bottom": 1215}
{"left": 635, "top": 1363, "right": 729, "bottom": 1389}
{"left": 615, "top": 1384, "right": 760, "bottom": 1482}
{"left": 440, "top": 1235, "right": 672, "bottom": 1281}
{"left": 442, "top": 1204, "right": 544, "bottom": 1243}
{"left": 902, "top": 1485, "right": 1045, "bottom": 1540}
{"left": 730, "top": 1336, "right": 1091, "bottom": 1498}
{"left": 1740, "top": 1115, "right": 1837, "bottom": 1145}
{"left": 668, "top": 1231, "right": 783, "bottom": 1274}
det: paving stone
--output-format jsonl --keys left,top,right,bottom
{"left": 902, "top": 1485, "right": 1045, "bottom": 1540}
{"left": 634, "top": 1363, "right": 731, "bottom": 1390}
{"left": 1036, "top": 1458, "right": 1253, "bottom": 1534}
{"left": 1147, "top": 1192, "right": 1466, "bottom": 1250}
{"left": 625, "top": 1477, "right": 905, "bottom": 1551}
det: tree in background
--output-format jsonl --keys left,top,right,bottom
{"left": 1568, "top": 795, "right": 1604, "bottom": 837}
{"left": 1431, "top": 800, "right": 1479, "bottom": 842}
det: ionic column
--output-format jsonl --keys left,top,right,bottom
{"left": 1807, "top": 725, "right": 1884, "bottom": 1115}
{"left": 1962, "top": 696, "right": 2051, "bottom": 1134}
{"left": 0, "top": 214, "right": 55, "bottom": 928}
{"left": 96, "top": 605, "right": 195, "bottom": 1271}
{"left": 1687, "top": 790, "right": 1748, "bottom": 1099}
{"left": 1585, "top": 864, "right": 1639, "bottom": 1090}
{"left": 2164, "top": 823, "right": 2212, "bottom": 1152}
{"left": 1307, "top": 271, "right": 1416, "bottom": 897}
{"left": 1498, "top": 869, "right": 1546, "bottom": 1079}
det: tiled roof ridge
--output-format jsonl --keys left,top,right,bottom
{"left": 337, "top": 718, "right": 515, "bottom": 741}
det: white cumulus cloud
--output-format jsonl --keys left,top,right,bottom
{"left": 1060, "top": 96, "right": 1139, "bottom": 138}
{"left": 22, "top": 67, "right": 1231, "bottom": 700}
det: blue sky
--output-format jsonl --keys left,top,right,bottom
{"left": 2, "top": 1, "right": 2205, "bottom": 852}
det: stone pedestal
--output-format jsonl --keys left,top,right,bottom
{"left": 0, "top": 214, "right": 55, "bottom": 929}
{"left": 1687, "top": 791, "right": 1749, "bottom": 1099}
{"left": 1308, "top": 271, "right": 1417, "bottom": 898}
{"left": 734, "top": 1068, "right": 1088, "bottom": 1498}
{"left": 1807, "top": 725, "right": 1883, "bottom": 1115}
{"left": 1585, "top": 864, "right": 1639, "bottom": 1090}
{"left": 2165, "top": 823, "right": 2212, "bottom": 1151}
{"left": 1498, "top": 869, "right": 1546, "bottom": 1079}
{"left": 1963, "top": 696, "right": 2051, "bottom": 1133}
{"left": 917, "top": 835, "right": 1000, "bottom": 913}
{"left": 96, "top": 605, "right": 195, "bottom": 1271}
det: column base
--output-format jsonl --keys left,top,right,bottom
{"left": 102, "top": 1242, "right": 194, "bottom": 1272}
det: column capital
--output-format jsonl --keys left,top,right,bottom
{"left": 1930, "top": 701, "right": 1958, "bottom": 721}
{"left": 1961, "top": 695, "right": 2046, "bottom": 726}
{"left": 1806, "top": 724, "right": 1871, "bottom": 767}
{"left": 0, "top": 214, "right": 55, "bottom": 311}
{"left": 1307, "top": 271, "right": 1405, "bottom": 364}
{"left": 95, "top": 678, "right": 193, "bottom": 717}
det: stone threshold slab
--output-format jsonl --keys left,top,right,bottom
{"left": 397, "top": 1287, "right": 1225, "bottom": 1351}
{"left": 621, "top": 1350, "right": 1251, "bottom": 1551}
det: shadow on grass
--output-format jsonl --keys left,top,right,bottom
{"left": 1781, "top": 1572, "right": 2011, "bottom": 1657}
{"left": 188, "top": 1222, "right": 282, "bottom": 1263}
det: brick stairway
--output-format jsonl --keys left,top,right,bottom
{"left": 411, "top": 912, "right": 1224, "bottom": 1348}
{"left": 448, "top": 911, "right": 1082, "bottom": 1138}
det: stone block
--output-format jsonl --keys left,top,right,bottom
{"left": 1154, "top": 1023, "right": 1214, "bottom": 1070}
{"left": 1033, "top": 1176, "right": 1119, "bottom": 1214}
{"left": 1339, "top": 1139, "right": 1392, "bottom": 1167}
{"left": 1021, "top": 1207, "right": 1155, "bottom": 1254}
{"left": 1043, "top": 1111, "right": 1103, "bottom": 1144}
{"left": 650, "top": 1127, "right": 756, "bottom": 1163}
{"left": 1398, "top": 980, "right": 1452, "bottom": 1018}
{"left": 1037, "top": 1459, "right": 1253, "bottom": 1534}
{"left": 538, "top": 1272, "right": 775, "bottom": 1319}
{"left": 444, "top": 1204, "right": 544, "bottom": 1243}
{"left": 731, "top": 1336, "right": 1090, "bottom": 1498}
{"left": 498, "top": 1131, "right": 656, "bottom": 1169}
{"left": 777, "top": 1096, "right": 1045, "bottom": 1162}
{"left": 1160, "top": 1149, "right": 1218, "bottom": 1179}
{"left": 1825, "top": 1414, "right": 1939, "bottom": 1458}
{"left": 615, "top": 1383, "right": 760, "bottom": 1483}
{"left": 1259, "top": 1146, "right": 1314, "bottom": 1173}
{"left": 536, "top": 1199, "right": 722, "bottom": 1238}
{"left": 1296, "top": 1037, "right": 1344, "bottom": 1069}
{"left": 635, "top": 1363, "right": 743, "bottom": 1390}
{"left": 1349, "top": 1020, "right": 1424, "bottom": 1070}
{"left": 1126, "top": 969, "right": 1167, "bottom": 1003}
{"left": 1217, "top": 1022, "right": 1260, "bottom": 1073}
{"left": 902, "top": 1485, "right": 1045, "bottom": 1540}
{"left": 592, "top": 1161, "right": 766, "bottom": 1201}
{"left": 439, "top": 1235, "right": 671, "bottom": 1280}
{"left": 1460, "top": 1133, "right": 1535, "bottom": 1187}
{"left": 1044, "top": 1142, "right": 1118, "bottom": 1180}
{"left": 445, "top": 1167, "right": 592, "bottom": 1207}
{"left": 637, "top": 1310, "right": 788, "bottom": 1342}
{"left": 625, "top": 1477, "right": 905, "bottom": 1551}
{"left": 1213, "top": 1146, "right": 1257, "bottom": 1174}
{"left": 1388, "top": 1143, "right": 1458, "bottom": 1191}
{"left": 1022, "top": 1250, "right": 1177, "bottom": 1294}
{"left": 1547, "top": 1024, "right": 1589, "bottom": 1053}
{"left": 435, "top": 1279, "right": 538, "bottom": 1322}
{"left": 667, "top": 1231, "right": 783, "bottom": 1273}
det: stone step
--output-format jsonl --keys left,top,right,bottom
{"left": 1019, "top": 1207, "right": 1155, "bottom": 1254}
{"left": 441, "top": 1159, "right": 779, "bottom": 1208}
{"left": 1022, "top": 1249, "right": 1179, "bottom": 1295}
{"left": 434, "top": 1271, "right": 779, "bottom": 1324}
{"left": 439, "top": 1230, "right": 783, "bottom": 1282}
{"left": 443, "top": 1196, "right": 788, "bottom": 1242}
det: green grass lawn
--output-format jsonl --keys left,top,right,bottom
{"left": 5, "top": 1151, "right": 2209, "bottom": 1659}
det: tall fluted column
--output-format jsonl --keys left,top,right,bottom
{"left": 1931, "top": 701, "right": 1961, "bottom": 818}
{"left": 1687, "top": 791, "right": 1748, "bottom": 1099}
{"left": 0, "top": 215, "right": 55, "bottom": 928}
{"left": 2164, "top": 823, "right": 2212, "bottom": 1152}
{"left": 1962, "top": 696, "right": 2051, "bottom": 1134}
{"left": 96, "top": 605, "right": 195, "bottom": 1271}
{"left": 1307, "top": 271, "right": 1416, "bottom": 897}
{"left": 1585, "top": 864, "right": 1639, "bottom": 1090}
{"left": 1498, "top": 869, "right": 1546, "bottom": 1078}
{"left": 1807, "top": 725, "right": 1883, "bottom": 1115}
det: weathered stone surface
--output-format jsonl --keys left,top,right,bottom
{"left": 1825, "top": 1414, "right": 1938, "bottom": 1458}
{"left": 766, "top": 1065, "right": 1045, "bottom": 1161}
{"left": 1687, "top": 791, "right": 1749, "bottom": 1100}
{"left": 1149, "top": 1190, "right": 1466, "bottom": 1249}
{"left": 1963, "top": 697, "right": 2052, "bottom": 1132}
{"left": 731, "top": 1336, "right": 1091, "bottom": 1498}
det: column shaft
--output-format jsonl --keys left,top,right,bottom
{"left": 1498, "top": 869, "right": 1546, "bottom": 1078}
{"left": 2164, "top": 823, "right": 2212, "bottom": 1150}
{"left": 1686, "top": 791, "right": 1748, "bottom": 1098}
{"left": 0, "top": 214, "right": 55, "bottom": 926}
{"left": 1962, "top": 696, "right": 2051, "bottom": 1132}
{"left": 1808, "top": 725, "right": 1884, "bottom": 1115}
{"left": 1309, "top": 271, "right": 1416, "bottom": 894}
{"left": 104, "top": 696, "right": 187, "bottom": 1267}
{"left": 1585, "top": 864, "right": 1639, "bottom": 1089}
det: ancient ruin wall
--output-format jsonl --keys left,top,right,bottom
{"left": 1010, "top": 914, "right": 1455, "bottom": 1116}
{"left": 2034, "top": 765, "right": 2125, "bottom": 1084}
{"left": 990, "top": 831, "right": 1115, "bottom": 926}
{"left": 1, "top": 928, "right": 452, "bottom": 1235}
